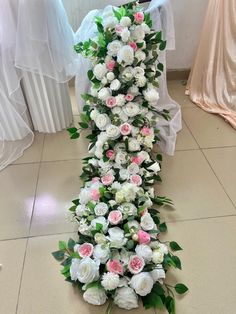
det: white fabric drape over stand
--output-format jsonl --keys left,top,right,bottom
{"left": 75, "top": 0, "right": 181, "bottom": 155}
{"left": 0, "top": 0, "right": 33, "bottom": 171}
{"left": 15, "top": 0, "right": 76, "bottom": 133}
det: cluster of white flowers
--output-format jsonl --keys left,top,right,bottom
{"left": 54, "top": 4, "right": 183, "bottom": 313}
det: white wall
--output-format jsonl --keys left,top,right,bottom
{"left": 63, "top": 0, "right": 208, "bottom": 70}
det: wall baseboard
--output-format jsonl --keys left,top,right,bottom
{"left": 167, "top": 69, "right": 190, "bottom": 81}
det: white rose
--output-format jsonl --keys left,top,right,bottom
{"left": 88, "top": 158, "right": 98, "bottom": 167}
{"left": 90, "top": 86, "right": 98, "bottom": 97}
{"left": 98, "top": 87, "right": 111, "bottom": 101}
{"left": 110, "top": 79, "right": 121, "bottom": 91}
{"left": 128, "top": 138, "right": 141, "bottom": 152}
{"left": 79, "top": 188, "right": 91, "bottom": 204}
{"left": 134, "top": 66, "right": 145, "bottom": 77}
{"left": 94, "top": 233, "right": 107, "bottom": 244}
{"left": 150, "top": 266, "right": 166, "bottom": 282}
{"left": 120, "top": 111, "right": 129, "bottom": 122}
{"left": 128, "top": 85, "right": 139, "bottom": 96}
{"left": 123, "top": 102, "right": 140, "bottom": 117}
{"left": 157, "top": 243, "right": 169, "bottom": 255}
{"left": 114, "top": 287, "right": 138, "bottom": 310}
{"left": 117, "top": 45, "right": 134, "bottom": 66}
{"left": 135, "top": 244, "right": 153, "bottom": 262}
{"left": 118, "top": 202, "right": 137, "bottom": 216}
{"left": 103, "top": 16, "right": 118, "bottom": 29}
{"left": 141, "top": 22, "right": 150, "bottom": 34}
{"left": 122, "top": 183, "right": 139, "bottom": 202}
{"left": 93, "top": 63, "right": 108, "bottom": 80}
{"left": 135, "top": 50, "right": 146, "bottom": 62}
{"left": 108, "top": 227, "right": 127, "bottom": 248}
{"left": 143, "top": 87, "right": 160, "bottom": 106}
{"left": 83, "top": 287, "right": 107, "bottom": 305}
{"left": 94, "top": 202, "right": 108, "bottom": 216}
{"left": 121, "top": 27, "right": 130, "bottom": 42}
{"left": 111, "top": 182, "right": 121, "bottom": 190}
{"left": 121, "top": 67, "right": 134, "bottom": 81}
{"left": 147, "top": 162, "right": 161, "bottom": 173}
{"left": 90, "top": 109, "right": 99, "bottom": 121}
{"left": 152, "top": 250, "right": 164, "bottom": 264}
{"left": 76, "top": 257, "right": 99, "bottom": 284}
{"left": 138, "top": 151, "right": 151, "bottom": 162}
{"left": 120, "top": 16, "right": 132, "bottom": 27}
{"left": 127, "top": 163, "right": 140, "bottom": 174}
{"left": 107, "top": 72, "right": 115, "bottom": 81}
{"left": 101, "top": 77, "right": 108, "bottom": 85}
{"left": 78, "top": 218, "right": 91, "bottom": 236}
{"left": 91, "top": 217, "right": 109, "bottom": 233}
{"left": 115, "top": 190, "right": 126, "bottom": 203}
{"left": 136, "top": 75, "right": 147, "bottom": 87}
{"left": 101, "top": 272, "right": 120, "bottom": 291}
{"left": 107, "top": 40, "right": 123, "bottom": 57}
{"left": 130, "top": 272, "right": 154, "bottom": 296}
{"left": 115, "top": 151, "right": 128, "bottom": 165}
{"left": 119, "top": 168, "right": 130, "bottom": 180}
{"left": 141, "top": 212, "right": 155, "bottom": 231}
{"left": 131, "top": 25, "right": 145, "bottom": 41}
{"left": 115, "top": 94, "right": 126, "bottom": 106}
{"left": 70, "top": 258, "right": 80, "bottom": 281}
{"left": 95, "top": 113, "right": 110, "bottom": 130}
{"left": 93, "top": 244, "right": 110, "bottom": 264}
{"left": 106, "top": 124, "right": 120, "bottom": 139}
{"left": 128, "top": 220, "right": 140, "bottom": 231}
{"left": 76, "top": 204, "right": 87, "bottom": 217}
{"left": 112, "top": 106, "right": 122, "bottom": 115}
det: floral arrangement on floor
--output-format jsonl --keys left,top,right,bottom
{"left": 52, "top": 1, "right": 188, "bottom": 313}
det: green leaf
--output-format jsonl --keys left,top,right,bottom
{"left": 70, "top": 133, "right": 80, "bottom": 139}
{"left": 165, "top": 296, "right": 176, "bottom": 314}
{"left": 159, "top": 40, "right": 167, "bottom": 51}
{"left": 157, "top": 63, "right": 164, "bottom": 71}
{"left": 170, "top": 241, "right": 183, "bottom": 252}
{"left": 59, "top": 241, "right": 67, "bottom": 250}
{"left": 79, "top": 122, "right": 89, "bottom": 129}
{"left": 67, "top": 127, "right": 77, "bottom": 134}
{"left": 87, "top": 69, "right": 94, "bottom": 80}
{"left": 68, "top": 238, "right": 76, "bottom": 251}
{"left": 68, "top": 205, "right": 77, "bottom": 212}
{"left": 159, "top": 222, "right": 167, "bottom": 232}
{"left": 52, "top": 250, "right": 65, "bottom": 261}
{"left": 172, "top": 255, "right": 182, "bottom": 270}
{"left": 142, "top": 293, "right": 164, "bottom": 310}
{"left": 174, "top": 283, "right": 188, "bottom": 294}
{"left": 152, "top": 283, "right": 165, "bottom": 295}
{"left": 96, "top": 223, "right": 103, "bottom": 232}
{"left": 155, "top": 31, "right": 162, "bottom": 42}
{"left": 156, "top": 154, "right": 162, "bottom": 161}
{"left": 72, "top": 199, "right": 80, "bottom": 206}
{"left": 80, "top": 113, "right": 90, "bottom": 123}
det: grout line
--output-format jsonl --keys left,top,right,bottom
{"left": 201, "top": 150, "right": 236, "bottom": 211}
{"left": 182, "top": 112, "right": 236, "bottom": 211}
{"left": 15, "top": 135, "right": 45, "bottom": 314}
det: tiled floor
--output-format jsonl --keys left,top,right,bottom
{"left": 1, "top": 81, "right": 236, "bottom": 314}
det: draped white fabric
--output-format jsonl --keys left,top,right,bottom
{"left": 15, "top": 0, "right": 77, "bottom": 133}
{"left": 0, "top": 0, "right": 33, "bottom": 171}
{"left": 75, "top": 0, "right": 181, "bottom": 155}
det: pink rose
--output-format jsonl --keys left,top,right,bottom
{"left": 130, "top": 174, "right": 142, "bottom": 186}
{"left": 125, "top": 94, "right": 134, "bottom": 101}
{"left": 106, "top": 150, "right": 115, "bottom": 160}
{"left": 108, "top": 210, "right": 122, "bottom": 225}
{"left": 90, "top": 189, "right": 100, "bottom": 201}
{"left": 115, "top": 25, "right": 124, "bottom": 34}
{"left": 134, "top": 12, "right": 144, "bottom": 24}
{"left": 128, "top": 255, "right": 145, "bottom": 274}
{"left": 101, "top": 174, "right": 114, "bottom": 186}
{"left": 107, "top": 260, "right": 123, "bottom": 275}
{"left": 141, "top": 126, "right": 152, "bottom": 136}
{"left": 131, "top": 156, "right": 144, "bottom": 165}
{"left": 92, "top": 177, "right": 100, "bottom": 183}
{"left": 77, "top": 243, "right": 93, "bottom": 258}
{"left": 129, "top": 41, "right": 138, "bottom": 51}
{"left": 137, "top": 230, "right": 151, "bottom": 244}
{"left": 106, "top": 97, "right": 117, "bottom": 108}
{"left": 120, "top": 123, "right": 132, "bottom": 136}
{"left": 106, "top": 60, "right": 116, "bottom": 71}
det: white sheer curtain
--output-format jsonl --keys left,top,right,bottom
{"left": 15, "top": 0, "right": 77, "bottom": 133}
{"left": 74, "top": 0, "right": 181, "bottom": 155}
{"left": 0, "top": 0, "right": 33, "bottom": 171}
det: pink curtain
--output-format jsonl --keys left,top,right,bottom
{"left": 186, "top": 0, "right": 236, "bottom": 129}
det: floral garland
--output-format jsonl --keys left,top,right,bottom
{"left": 53, "top": 2, "right": 188, "bottom": 312}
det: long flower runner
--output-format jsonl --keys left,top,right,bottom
{"left": 53, "top": 2, "right": 188, "bottom": 312}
